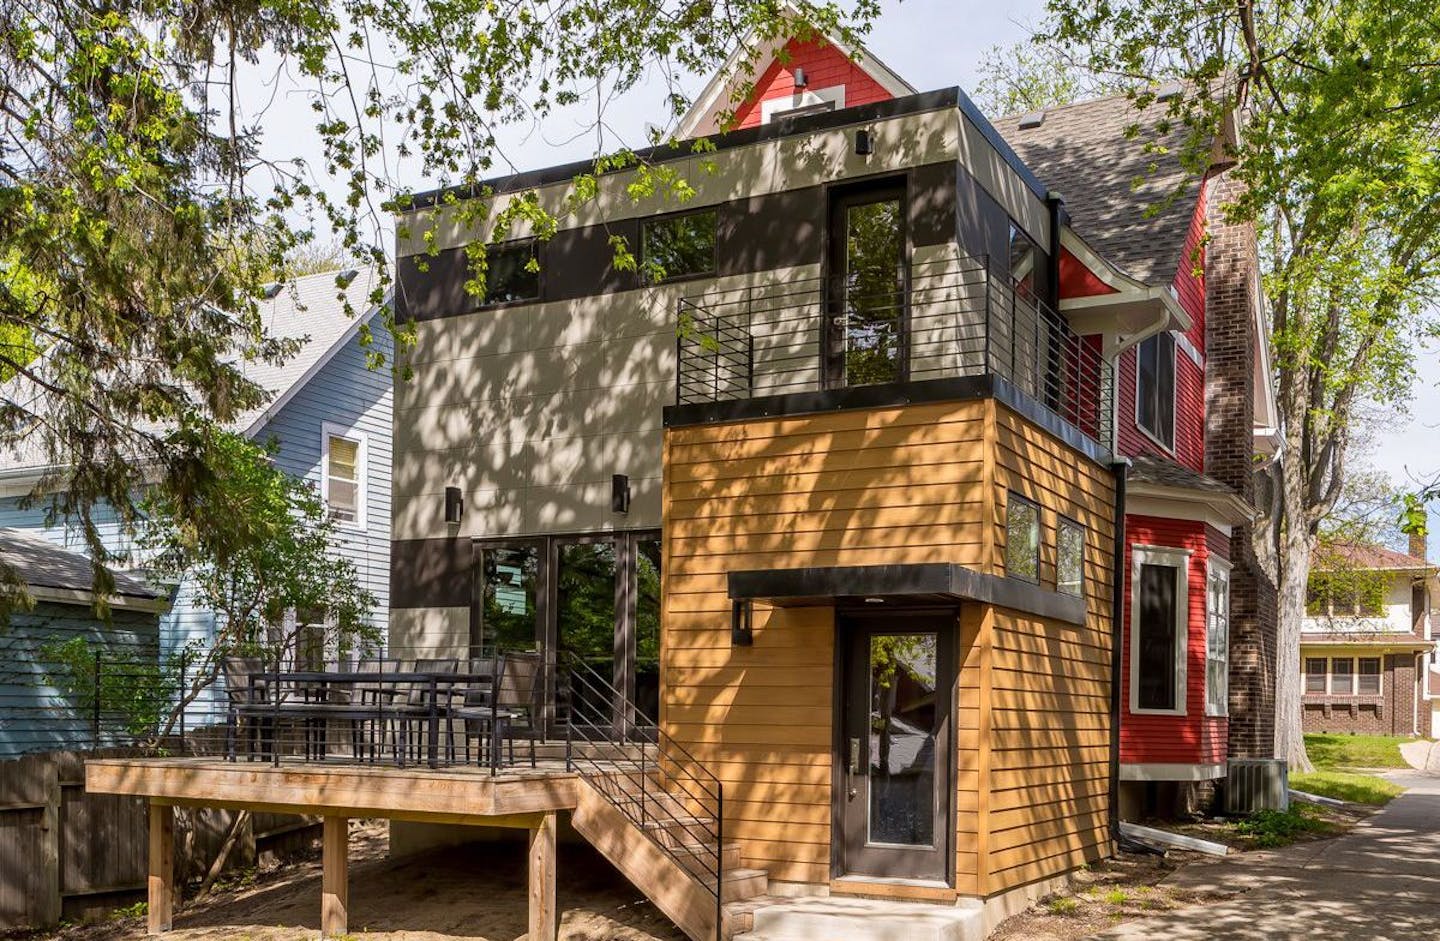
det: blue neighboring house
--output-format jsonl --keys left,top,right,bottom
{"left": 0, "top": 268, "right": 393, "bottom": 748}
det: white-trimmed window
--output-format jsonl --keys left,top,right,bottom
{"left": 321, "top": 425, "right": 366, "bottom": 526}
{"left": 1136, "top": 332, "right": 1176, "bottom": 450}
{"left": 1330, "top": 657, "right": 1355, "bottom": 695}
{"left": 1131, "top": 546, "right": 1190, "bottom": 715}
{"left": 1358, "top": 657, "right": 1382, "bottom": 695}
{"left": 1206, "top": 559, "right": 1231, "bottom": 716}
{"left": 1304, "top": 657, "right": 1328, "bottom": 693}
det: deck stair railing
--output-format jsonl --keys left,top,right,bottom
{"left": 561, "top": 651, "right": 724, "bottom": 938}
{"left": 675, "top": 249, "right": 1115, "bottom": 452}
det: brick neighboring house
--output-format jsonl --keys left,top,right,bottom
{"left": 1301, "top": 539, "right": 1438, "bottom": 738}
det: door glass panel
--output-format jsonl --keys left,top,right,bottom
{"left": 868, "top": 632, "right": 938, "bottom": 847}
{"left": 635, "top": 538, "right": 662, "bottom": 723}
{"left": 482, "top": 545, "right": 539, "bottom": 651}
{"left": 841, "top": 199, "right": 904, "bottom": 386}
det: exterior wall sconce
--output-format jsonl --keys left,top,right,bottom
{"left": 854, "top": 129, "right": 874, "bottom": 156}
{"left": 612, "top": 474, "right": 631, "bottom": 514}
{"left": 792, "top": 67, "right": 807, "bottom": 89}
{"left": 444, "top": 486, "right": 464, "bottom": 524}
{"left": 731, "top": 599, "right": 754, "bottom": 646}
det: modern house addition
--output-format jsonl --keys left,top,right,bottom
{"left": 86, "top": 25, "right": 1282, "bottom": 941}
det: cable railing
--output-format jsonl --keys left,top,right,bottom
{"left": 675, "top": 250, "right": 1115, "bottom": 451}
{"left": 561, "top": 650, "right": 725, "bottom": 939}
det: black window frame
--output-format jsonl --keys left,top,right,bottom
{"left": 478, "top": 238, "right": 542, "bottom": 307}
{"left": 1056, "top": 515, "right": 1085, "bottom": 597}
{"left": 641, "top": 207, "right": 719, "bottom": 284}
{"left": 1004, "top": 492, "right": 1042, "bottom": 585}
{"left": 1135, "top": 331, "right": 1177, "bottom": 450}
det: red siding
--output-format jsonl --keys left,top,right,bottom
{"left": 1119, "top": 514, "right": 1229, "bottom": 768}
{"left": 1113, "top": 183, "right": 1209, "bottom": 473}
{"left": 733, "top": 38, "right": 894, "bottom": 129}
{"left": 1059, "top": 247, "right": 1119, "bottom": 299}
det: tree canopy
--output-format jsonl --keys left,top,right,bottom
{"left": 1026, "top": 0, "right": 1440, "bottom": 767}
{"left": 0, "top": 0, "right": 877, "bottom": 602}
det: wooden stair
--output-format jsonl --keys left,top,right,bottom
{"left": 571, "top": 781, "right": 770, "bottom": 941}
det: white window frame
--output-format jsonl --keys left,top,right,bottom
{"left": 1134, "top": 331, "right": 1177, "bottom": 452}
{"left": 1130, "top": 545, "right": 1191, "bottom": 717}
{"left": 1356, "top": 656, "right": 1383, "bottom": 696}
{"left": 1330, "top": 656, "right": 1356, "bottom": 695}
{"left": 320, "top": 423, "right": 368, "bottom": 529}
{"left": 1205, "top": 558, "right": 1231, "bottom": 717}
{"left": 1303, "top": 656, "right": 1329, "bottom": 694}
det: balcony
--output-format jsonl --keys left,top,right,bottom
{"left": 673, "top": 250, "right": 1114, "bottom": 452}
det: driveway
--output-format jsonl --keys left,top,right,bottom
{"left": 1091, "top": 771, "right": 1440, "bottom": 941}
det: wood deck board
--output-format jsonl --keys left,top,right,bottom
{"left": 85, "top": 758, "right": 582, "bottom": 821}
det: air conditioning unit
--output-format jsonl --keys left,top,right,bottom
{"left": 1225, "top": 758, "right": 1289, "bottom": 814}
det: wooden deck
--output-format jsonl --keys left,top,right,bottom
{"left": 86, "top": 756, "right": 581, "bottom": 823}
{"left": 86, "top": 757, "right": 583, "bottom": 939}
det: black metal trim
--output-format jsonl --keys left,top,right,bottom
{"left": 663, "top": 371, "right": 1112, "bottom": 466}
{"left": 1108, "top": 460, "right": 1129, "bottom": 842}
{"left": 727, "top": 562, "right": 1088, "bottom": 626}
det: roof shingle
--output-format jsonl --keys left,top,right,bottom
{"left": 0, "top": 528, "right": 159, "bottom": 599}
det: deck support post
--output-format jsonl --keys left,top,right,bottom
{"left": 147, "top": 802, "right": 174, "bottom": 935}
{"left": 322, "top": 816, "right": 349, "bottom": 937}
{"left": 528, "top": 811, "right": 558, "bottom": 940}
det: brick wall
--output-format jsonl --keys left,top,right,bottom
{"left": 1203, "top": 170, "right": 1280, "bottom": 759}
{"left": 1300, "top": 653, "right": 1424, "bottom": 736}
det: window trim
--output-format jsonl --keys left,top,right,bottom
{"left": 1129, "top": 545, "right": 1191, "bottom": 717}
{"left": 641, "top": 207, "right": 719, "bottom": 284}
{"left": 1056, "top": 515, "right": 1085, "bottom": 597}
{"left": 1357, "top": 656, "right": 1382, "bottom": 696}
{"left": 1134, "top": 331, "right": 1177, "bottom": 452}
{"left": 320, "top": 424, "right": 368, "bottom": 529}
{"left": 1304, "top": 656, "right": 1329, "bottom": 694}
{"left": 1004, "top": 492, "right": 1043, "bottom": 585}
{"left": 1330, "top": 656, "right": 1356, "bottom": 695}
{"left": 1205, "top": 558, "right": 1231, "bottom": 717}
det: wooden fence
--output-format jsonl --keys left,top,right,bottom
{"left": 0, "top": 748, "right": 316, "bottom": 928}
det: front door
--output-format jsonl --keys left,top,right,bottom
{"left": 837, "top": 610, "right": 955, "bottom": 882}
{"left": 825, "top": 184, "right": 908, "bottom": 388}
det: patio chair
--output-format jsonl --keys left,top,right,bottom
{"left": 223, "top": 656, "right": 267, "bottom": 760}
{"left": 454, "top": 650, "right": 542, "bottom": 772}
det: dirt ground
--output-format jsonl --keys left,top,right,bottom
{"left": 34, "top": 821, "right": 685, "bottom": 941}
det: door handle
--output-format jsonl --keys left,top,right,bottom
{"left": 847, "top": 736, "right": 860, "bottom": 799}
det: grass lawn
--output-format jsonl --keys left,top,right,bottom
{"left": 1290, "top": 770, "right": 1404, "bottom": 805}
{"left": 1303, "top": 733, "right": 1413, "bottom": 771}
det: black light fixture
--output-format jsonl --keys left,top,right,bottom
{"left": 854, "top": 128, "right": 874, "bottom": 156}
{"left": 444, "top": 486, "right": 464, "bottom": 524}
{"left": 792, "top": 66, "right": 808, "bottom": 89}
{"left": 611, "top": 474, "right": 631, "bottom": 514}
{"left": 731, "top": 599, "right": 754, "bottom": 647}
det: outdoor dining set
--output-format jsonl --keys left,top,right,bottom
{"left": 221, "top": 649, "right": 544, "bottom": 773}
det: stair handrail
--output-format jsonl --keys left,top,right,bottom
{"left": 559, "top": 650, "right": 725, "bottom": 940}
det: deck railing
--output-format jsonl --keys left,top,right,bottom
{"left": 561, "top": 650, "right": 725, "bottom": 940}
{"left": 676, "top": 250, "right": 1114, "bottom": 451}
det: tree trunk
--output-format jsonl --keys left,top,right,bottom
{"left": 1274, "top": 459, "right": 1316, "bottom": 773}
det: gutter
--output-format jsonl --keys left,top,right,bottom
{"left": 1108, "top": 458, "right": 1130, "bottom": 842}
{"left": 1046, "top": 192, "right": 1068, "bottom": 311}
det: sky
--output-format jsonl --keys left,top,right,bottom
{"left": 239, "top": 0, "right": 1440, "bottom": 548}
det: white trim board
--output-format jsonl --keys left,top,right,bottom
{"left": 1119, "top": 762, "right": 1226, "bottom": 782}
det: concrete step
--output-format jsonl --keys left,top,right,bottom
{"left": 714, "top": 867, "right": 769, "bottom": 903}
{"left": 721, "top": 895, "right": 781, "bottom": 941}
{"left": 732, "top": 896, "right": 984, "bottom": 941}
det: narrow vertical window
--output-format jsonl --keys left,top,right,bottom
{"left": 1206, "top": 561, "right": 1231, "bottom": 716}
{"left": 1005, "top": 494, "right": 1041, "bottom": 584}
{"left": 322, "top": 430, "right": 365, "bottom": 525}
{"left": 1136, "top": 332, "right": 1176, "bottom": 449}
{"left": 1357, "top": 657, "right": 1381, "bottom": 695}
{"left": 1057, "top": 517, "right": 1084, "bottom": 596}
{"left": 1331, "top": 657, "right": 1355, "bottom": 695}
{"left": 1131, "top": 548, "right": 1188, "bottom": 714}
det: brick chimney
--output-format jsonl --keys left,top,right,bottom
{"left": 1203, "top": 168, "right": 1280, "bottom": 760}
{"left": 1410, "top": 531, "right": 1427, "bottom": 562}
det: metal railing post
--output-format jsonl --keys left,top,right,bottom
{"left": 675, "top": 299, "right": 684, "bottom": 407}
{"left": 982, "top": 255, "right": 992, "bottom": 374}
{"left": 716, "top": 781, "right": 724, "bottom": 941}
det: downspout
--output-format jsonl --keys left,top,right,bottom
{"left": 1108, "top": 459, "right": 1130, "bottom": 842}
{"left": 1045, "top": 191, "right": 1067, "bottom": 310}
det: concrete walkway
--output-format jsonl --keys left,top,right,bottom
{"left": 1399, "top": 738, "right": 1440, "bottom": 773}
{"left": 1091, "top": 771, "right": 1440, "bottom": 940}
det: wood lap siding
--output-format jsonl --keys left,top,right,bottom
{"left": 662, "top": 398, "right": 1116, "bottom": 895}
{"left": 1120, "top": 515, "right": 1227, "bottom": 767}
{"left": 663, "top": 400, "right": 989, "bottom": 885}
{"left": 733, "top": 38, "right": 895, "bottom": 129}
{"left": 986, "top": 407, "right": 1115, "bottom": 893}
